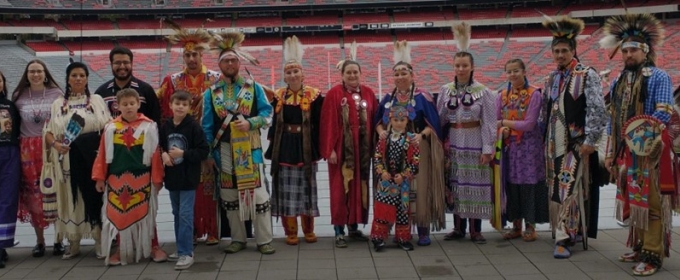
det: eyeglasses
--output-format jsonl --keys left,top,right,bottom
{"left": 221, "top": 58, "right": 239, "bottom": 64}
{"left": 28, "top": 70, "right": 44, "bottom": 75}
{"left": 112, "top": 61, "right": 131, "bottom": 66}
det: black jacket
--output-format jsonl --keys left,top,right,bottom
{"left": 94, "top": 76, "right": 162, "bottom": 124}
{"left": 159, "top": 115, "right": 209, "bottom": 191}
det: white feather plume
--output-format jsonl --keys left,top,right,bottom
{"left": 599, "top": 35, "right": 621, "bottom": 50}
{"left": 392, "top": 40, "right": 412, "bottom": 64}
{"left": 452, "top": 22, "right": 471, "bottom": 52}
{"left": 283, "top": 35, "right": 304, "bottom": 64}
{"left": 350, "top": 40, "right": 357, "bottom": 61}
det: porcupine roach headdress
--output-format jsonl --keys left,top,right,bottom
{"left": 599, "top": 13, "right": 665, "bottom": 63}
{"left": 209, "top": 31, "right": 259, "bottom": 65}
{"left": 541, "top": 15, "right": 585, "bottom": 54}
{"left": 452, "top": 21, "right": 471, "bottom": 53}
{"left": 336, "top": 40, "right": 357, "bottom": 70}
{"left": 163, "top": 18, "right": 212, "bottom": 53}
{"left": 283, "top": 35, "right": 304, "bottom": 71}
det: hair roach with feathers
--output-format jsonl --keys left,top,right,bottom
{"left": 163, "top": 18, "right": 213, "bottom": 53}
{"left": 599, "top": 13, "right": 665, "bottom": 61}
{"left": 209, "top": 30, "right": 259, "bottom": 66}
{"left": 540, "top": 14, "right": 585, "bottom": 47}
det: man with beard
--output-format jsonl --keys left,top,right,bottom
{"left": 94, "top": 46, "right": 166, "bottom": 262}
{"left": 541, "top": 16, "right": 608, "bottom": 259}
{"left": 202, "top": 32, "right": 275, "bottom": 254}
{"left": 95, "top": 47, "right": 161, "bottom": 124}
{"left": 156, "top": 19, "right": 222, "bottom": 247}
{"left": 601, "top": 14, "right": 675, "bottom": 276}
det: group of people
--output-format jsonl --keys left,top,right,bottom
{"left": 0, "top": 12, "right": 677, "bottom": 277}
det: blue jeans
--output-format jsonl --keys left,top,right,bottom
{"left": 170, "top": 190, "right": 195, "bottom": 257}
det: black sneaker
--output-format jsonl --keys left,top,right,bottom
{"left": 53, "top": 243, "right": 65, "bottom": 256}
{"left": 32, "top": 244, "right": 45, "bottom": 258}
{"left": 373, "top": 240, "right": 385, "bottom": 252}
{"left": 348, "top": 230, "right": 369, "bottom": 241}
{"left": 398, "top": 241, "right": 414, "bottom": 251}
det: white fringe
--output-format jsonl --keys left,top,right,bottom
{"left": 101, "top": 188, "right": 157, "bottom": 266}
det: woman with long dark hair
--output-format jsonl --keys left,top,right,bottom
{"left": 437, "top": 23, "right": 497, "bottom": 244}
{"left": 43, "top": 62, "right": 110, "bottom": 259}
{"left": 12, "top": 59, "right": 65, "bottom": 257}
{"left": 497, "top": 59, "right": 548, "bottom": 242}
{"left": 0, "top": 70, "right": 21, "bottom": 268}
{"left": 373, "top": 41, "right": 445, "bottom": 248}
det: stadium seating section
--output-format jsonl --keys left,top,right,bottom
{"left": 2, "top": 0, "right": 680, "bottom": 94}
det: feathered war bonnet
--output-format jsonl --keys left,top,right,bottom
{"left": 336, "top": 40, "right": 358, "bottom": 71}
{"left": 209, "top": 31, "right": 259, "bottom": 65}
{"left": 283, "top": 35, "right": 304, "bottom": 72}
{"left": 392, "top": 40, "right": 412, "bottom": 72}
{"left": 163, "top": 18, "right": 212, "bottom": 53}
{"left": 599, "top": 13, "right": 664, "bottom": 63}
{"left": 541, "top": 16, "right": 585, "bottom": 55}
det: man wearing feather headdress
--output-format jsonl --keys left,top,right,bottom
{"left": 541, "top": 16, "right": 608, "bottom": 259}
{"left": 264, "top": 36, "right": 323, "bottom": 246}
{"left": 202, "top": 31, "right": 275, "bottom": 255}
{"left": 156, "top": 19, "right": 221, "bottom": 248}
{"left": 600, "top": 13, "right": 676, "bottom": 276}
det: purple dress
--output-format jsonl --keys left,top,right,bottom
{"left": 496, "top": 85, "right": 548, "bottom": 224}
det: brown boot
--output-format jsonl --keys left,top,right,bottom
{"left": 301, "top": 215, "right": 317, "bottom": 243}
{"left": 282, "top": 217, "right": 299, "bottom": 245}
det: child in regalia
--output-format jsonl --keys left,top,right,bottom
{"left": 93, "top": 88, "right": 164, "bottom": 266}
{"left": 370, "top": 105, "right": 420, "bottom": 251}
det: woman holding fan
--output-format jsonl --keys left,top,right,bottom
{"left": 43, "top": 62, "right": 111, "bottom": 260}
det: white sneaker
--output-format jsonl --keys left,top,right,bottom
{"left": 168, "top": 252, "right": 179, "bottom": 261}
{"left": 174, "top": 255, "right": 194, "bottom": 270}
